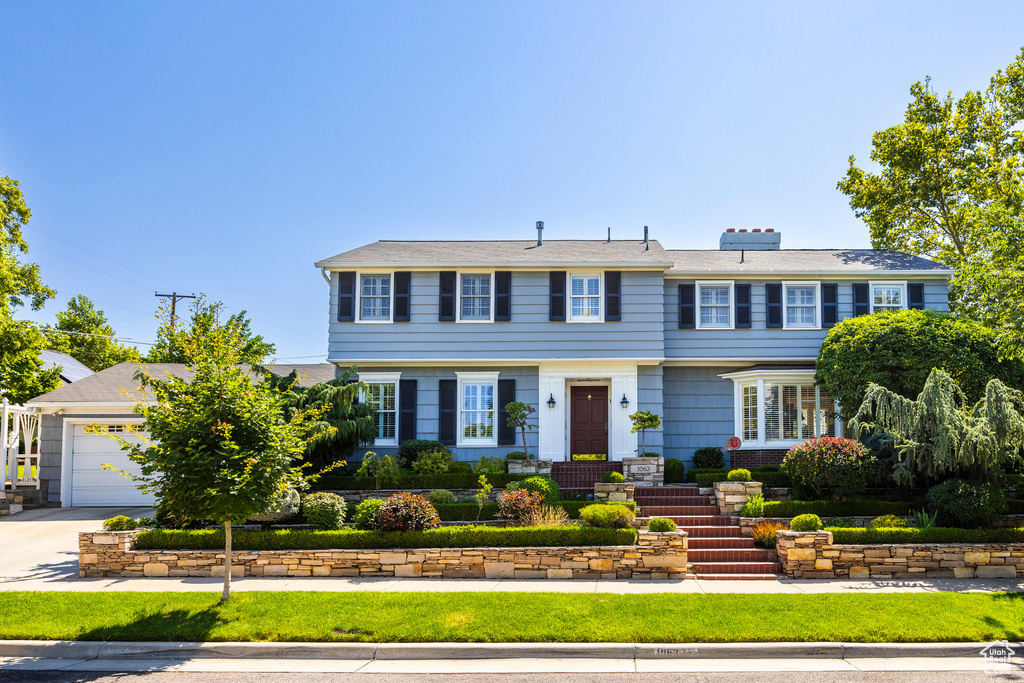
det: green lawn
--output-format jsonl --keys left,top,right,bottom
{"left": 0, "top": 592, "right": 1022, "bottom": 643}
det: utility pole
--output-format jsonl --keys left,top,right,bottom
{"left": 155, "top": 292, "right": 197, "bottom": 327}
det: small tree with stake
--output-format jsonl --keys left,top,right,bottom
{"left": 629, "top": 410, "right": 661, "bottom": 455}
{"left": 504, "top": 401, "right": 536, "bottom": 458}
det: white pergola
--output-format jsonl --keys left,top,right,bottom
{"left": 1, "top": 398, "right": 40, "bottom": 490}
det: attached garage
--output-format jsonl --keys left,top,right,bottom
{"left": 67, "top": 422, "right": 155, "bottom": 507}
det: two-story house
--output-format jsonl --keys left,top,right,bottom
{"left": 316, "top": 226, "right": 952, "bottom": 469}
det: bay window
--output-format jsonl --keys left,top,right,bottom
{"left": 723, "top": 370, "right": 841, "bottom": 447}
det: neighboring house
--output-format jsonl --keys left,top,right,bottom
{"left": 27, "top": 363, "right": 335, "bottom": 507}
{"left": 315, "top": 227, "right": 952, "bottom": 469}
{"left": 39, "top": 350, "right": 94, "bottom": 384}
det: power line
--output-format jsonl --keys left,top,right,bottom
{"left": 42, "top": 327, "right": 155, "bottom": 346}
{"left": 155, "top": 292, "right": 197, "bottom": 327}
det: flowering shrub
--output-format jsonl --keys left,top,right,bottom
{"left": 497, "top": 488, "right": 545, "bottom": 525}
{"left": 782, "top": 437, "right": 873, "bottom": 500}
{"left": 751, "top": 521, "right": 786, "bottom": 548}
{"left": 375, "top": 493, "right": 441, "bottom": 532}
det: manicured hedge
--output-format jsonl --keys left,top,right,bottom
{"left": 692, "top": 470, "right": 792, "bottom": 487}
{"left": 416, "top": 500, "right": 637, "bottom": 522}
{"left": 762, "top": 500, "right": 915, "bottom": 518}
{"left": 313, "top": 473, "right": 522, "bottom": 491}
{"left": 135, "top": 526, "right": 638, "bottom": 551}
{"left": 1007, "top": 499, "right": 1024, "bottom": 515}
{"left": 827, "top": 527, "right": 1024, "bottom": 545}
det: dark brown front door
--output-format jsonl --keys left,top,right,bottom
{"left": 570, "top": 386, "right": 608, "bottom": 457}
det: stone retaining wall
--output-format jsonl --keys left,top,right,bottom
{"left": 777, "top": 530, "right": 1024, "bottom": 579}
{"left": 507, "top": 460, "right": 552, "bottom": 477}
{"left": 742, "top": 514, "right": 1024, "bottom": 535}
{"left": 593, "top": 482, "right": 634, "bottom": 503}
{"left": 79, "top": 531, "right": 688, "bottom": 580}
{"left": 713, "top": 481, "right": 762, "bottom": 515}
{"left": 622, "top": 457, "right": 663, "bottom": 487}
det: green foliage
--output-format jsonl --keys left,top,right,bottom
{"left": 145, "top": 298, "right": 274, "bottom": 364}
{"left": 692, "top": 447, "right": 725, "bottom": 469}
{"left": 0, "top": 314, "right": 61, "bottom": 403}
{"left": 411, "top": 449, "right": 452, "bottom": 475}
{"left": 135, "top": 525, "right": 639, "bottom": 551}
{"left": 396, "top": 440, "right": 449, "bottom": 469}
{"left": 447, "top": 461, "right": 472, "bottom": 474}
{"left": 602, "top": 471, "right": 625, "bottom": 484}
{"left": 752, "top": 521, "right": 786, "bottom": 548}
{"left": 691, "top": 470, "right": 792, "bottom": 487}
{"left": 816, "top": 309, "right": 1024, "bottom": 413}
{"left": 471, "top": 456, "right": 506, "bottom": 476}
{"left": 868, "top": 514, "right": 907, "bottom": 530}
{"left": 375, "top": 493, "right": 440, "bottom": 532}
{"left": 738, "top": 493, "right": 765, "bottom": 517}
{"left": 926, "top": 479, "right": 1007, "bottom": 528}
{"left": 352, "top": 499, "right": 384, "bottom": 531}
{"left": 103, "top": 515, "right": 138, "bottom": 531}
{"left": 628, "top": 410, "right": 661, "bottom": 453}
{"left": 762, "top": 500, "right": 913, "bottom": 518}
{"left": 909, "top": 509, "right": 939, "bottom": 530}
{"left": 496, "top": 489, "right": 545, "bottom": 525}
{"left": 504, "top": 401, "right": 536, "bottom": 458}
{"left": 312, "top": 472, "right": 520, "bottom": 491}
{"left": 647, "top": 517, "right": 677, "bottom": 532}
{"left": 727, "top": 468, "right": 751, "bottom": 482}
{"left": 827, "top": 526, "right": 1024, "bottom": 545}
{"left": 782, "top": 437, "right": 873, "bottom": 499}
{"left": 505, "top": 451, "right": 531, "bottom": 461}
{"left": 250, "top": 488, "right": 300, "bottom": 528}
{"left": 426, "top": 489, "right": 456, "bottom": 506}
{"left": 43, "top": 295, "right": 141, "bottom": 371}
{"left": 851, "top": 369, "right": 1024, "bottom": 487}
{"left": 430, "top": 500, "right": 636, "bottom": 521}
{"left": 664, "top": 458, "right": 685, "bottom": 484}
{"left": 354, "top": 451, "right": 402, "bottom": 489}
{"left": 508, "top": 476, "right": 560, "bottom": 504}
{"left": 580, "top": 503, "right": 634, "bottom": 529}
{"left": 136, "top": 517, "right": 157, "bottom": 528}
{"left": 755, "top": 465, "right": 781, "bottom": 473}
{"left": 303, "top": 492, "right": 348, "bottom": 530}
{"left": 475, "top": 475, "right": 492, "bottom": 522}
{"left": 789, "top": 514, "right": 823, "bottom": 532}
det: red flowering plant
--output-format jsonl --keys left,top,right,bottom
{"left": 496, "top": 489, "right": 545, "bottom": 526}
{"left": 374, "top": 492, "right": 441, "bottom": 532}
{"left": 751, "top": 521, "right": 787, "bottom": 548}
{"left": 781, "top": 437, "right": 874, "bottom": 500}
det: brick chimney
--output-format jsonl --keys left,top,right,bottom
{"left": 720, "top": 228, "right": 780, "bottom": 250}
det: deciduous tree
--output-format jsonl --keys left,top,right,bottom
{"left": 44, "top": 295, "right": 141, "bottom": 371}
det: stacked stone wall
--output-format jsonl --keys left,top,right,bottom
{"left": 622, "top": 457, "right": 663, "bottom": 487}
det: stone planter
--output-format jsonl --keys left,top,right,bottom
{"left": 507, "top": 459, "right": 552, "bottom": 477}
{"left": 593, "top": 482, "right": 635, "bottom": 503}
{"left": 622, "top": 456, "right": 663, "bottom": 487}
{"left": 713, "top": 480, "right": 762, "bottom": 516}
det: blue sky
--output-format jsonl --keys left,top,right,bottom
{"left": 1, "top": 1, "right": 1022, "bottom": 360}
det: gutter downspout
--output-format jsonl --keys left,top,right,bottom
{"left": 320, "top": 268, "right": 331, "bottom": 285}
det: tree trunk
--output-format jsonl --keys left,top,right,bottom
{"left": 220, "top": 520, "right": 232, "bottom": 604}
{"left": 521, "top": 425, "right": 528, "bottom": 458}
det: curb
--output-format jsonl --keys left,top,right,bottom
{"left": 0, "top": 640, "right": 1017, "bottom": 661}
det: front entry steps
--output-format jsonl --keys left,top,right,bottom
{"left": 551, "top": 461, "right": 622, "bottom": 500}
{"left": 635, "top": 485, "right": 782, "bottom": 580}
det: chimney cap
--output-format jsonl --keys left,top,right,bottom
{"left": 752, "top": 228, "right": 762, "bottom": 233}
{"left": 726, "top": 228, "right": 736, "bottom": 233}
{"left": 765, "top": 228, "right": 774, "bottom": 233}
{"left": 536, "top": 221, "right": 544, "bottom": 229}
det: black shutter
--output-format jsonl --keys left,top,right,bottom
{"left": 495, "top": 271, "right": 511, "bottom": 321}
{"left": 766, "top": 283, "right": 783, "bottom": 328}
{"left": 605, "top": 271, "right": 621, "bottom": 321}
{"left": 439, "top": 271, "right": 456, "bottom": 321}
{"left": 735, "top": 283, "right": 751, "bottom": 329}
{"left": 678, "top": 283, "right": 695, "bottom": 329}
{"left": 497, "top": 378, "right": 516, "bottom": 445}
{"left": 398, "top": 379, "right": 417, "bottom": 442}
{"left": 337, "top": 272, "right": 356, "bottom": 322}
{"left": 438, "top": 379, "right": 457, "bottom": 446}
{"left": 853, "top": 283, "right": 870, "bottom": 316}
{"left": 908, "top": 283, "right": 924, "bottom": 310}
{"left": 822, "top": 283, "right": 838, "bottom": 328}
{"left": 549, "top": 271, "right": 566, "bottom": 321}
{"left": 394, "top": 272, "right": 411, "bottom": 322}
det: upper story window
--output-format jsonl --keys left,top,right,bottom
{"left": 569, "top": 274, "right": 602, "bottom": 322}
{"left": 458, "top": 273, "right": 493, "bottom": 322}
{"left": 696, "top": 281, "right": 733, "bottom": 329}
{"left": 871, "top": 281, "right": 906, "bottom": 312}
{"left": 457, "top": 372, "right": 498, "bottom": 446}
{"left": 783, "top": 282, "right": 820, "bottom": 329}
{"left": 359, "top": 274, "right": 392, "bottom": 322}
{"left": 359, "top": 372, "right": 401, "bottom": 446}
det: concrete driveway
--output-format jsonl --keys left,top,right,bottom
{"left": 0, "top": 507, "right": 152, "bottom": 582}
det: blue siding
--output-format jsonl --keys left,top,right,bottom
{"left": 637, "top": 365, "right": 664, "bottom": 454}
{"left": 662, "top": 366, "right": 735, "bottom": 469}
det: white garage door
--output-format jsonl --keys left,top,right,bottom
{"left": 70, "top": 424, "right": 155, "bottom": 507}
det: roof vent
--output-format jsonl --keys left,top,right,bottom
{"left": 720, "top": 229, "right": 781, "bottom": 251}
{"left": 536, "top": 221, "right": 544, "bottom": 247}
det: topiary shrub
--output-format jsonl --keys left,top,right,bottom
{"left": 789, "top": 514, "right": 823, "bottom": 532}
{"left": 302, "top": 492, "right": 348, "bottom": 530}
{"left": 497, "top": 489, "right": 545, "bottom": 525}
{"left": 602, "top": 471, "right": 625, "bottom": 484}
{"left": 411, "top": 448, "right": 452, "bottom": 474}
{"left": 352, "top": 498, "right": 384, "bottom": 530}
{"left": 427, "top": 489, "right": 456, "bottom": 506}
{"left": 727, "top": 468, "right": 751, "bottom": 482}
{"left": 396, "top": 439, "right": 449, "bottom": 468}
{"left": 103, "top": 515, "right": 137, "bottom": 531}
{"left": 647, "top": 517, "right": 677, "bottom": 532}
{"left": 508, "top": 476, "right": 560, "bottom": 503}
{"left": 782, "top": 437, "right": 873, "bottom": 500}
{"left": 868, "top": 514, "right": 907, "bottom": 530}
{"left": 580, "top": 503, "right": 634, "bottom": 529}
{"left": 375, "top": 493, "right": 441, "bottom": 532}
{"left": 664, "top": 457, "right": 685, "bottom": 484}
{"left": 693, "top": 447, "right": 725, "bottom": 469}
{"left": 926, "top": 479, "right": 1007, "bottom": 528}
{"left": 751, "top": 521, "right": 787, "bottom": 548}
{"left": 447, "top": 461, "right": 472, "bottom": 474}
{"left": 738, "top": 493, "right": 765, "bottom": 517}
{"left": 250, "top": 488, "right": 301, "bottom": 530}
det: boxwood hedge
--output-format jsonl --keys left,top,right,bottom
{"left": 827, "top": 526, "right": 1024, "bottom": 545}
{"left": 692, "top": 470, "right": 792, "bottom": 487}
{"left": 762, "top": 500, "right": 914, "bottom": 518}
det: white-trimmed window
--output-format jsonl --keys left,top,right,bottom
{"left": 724, "top": 370, "right": 841, "bottom": 447}
{"left": 783, "top": 282, "right": 820, "bottom": 329}
{"left": 458, "top": 273, "right": 493, "bottom": 322}
{"left": 456, "top": 372, "right": 498, "bottom": 446}
{"left": 358, "top": 274, "right": 392, "bottom": 322}
{"left": 696, "top": 281, "right": 733, "bottom": 329}
{"left": 870, "top": 281, "right": 907, "bottom": 312}
{"left": 569, "top": 274, "right": 602, "bottom": 322}
{"left": 741, "top": 384, "right": 758, "bottom": 442}
{"left": 359, "top": 372, "right": 400, "bottom": 446}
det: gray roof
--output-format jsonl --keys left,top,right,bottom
{"left": 316, "top": 240, "right": 672, "bottom": 267}
{"left": 667, "top": 249, "right": 952, "bottom": 275}
{"left": 28, "top": 362, "right": 337, "bottom": 406}
{"left": 39, "top": 350, "right": 94, "bottom": 383}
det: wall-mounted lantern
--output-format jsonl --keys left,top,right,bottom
{"left": 547, "top": 394, "right": 557, "bottom": 408}
{"left": 620, "top": 394, "right": 630, "bottom": 408}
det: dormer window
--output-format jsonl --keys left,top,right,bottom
{"left": 696, "top": 281, "right": 733, "bottom": 329}
{"left": 359, "top": 274, "right": 392, "bottom": 322}
{"left": 569, "top": 274, "right": 602, "bottom": 322}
